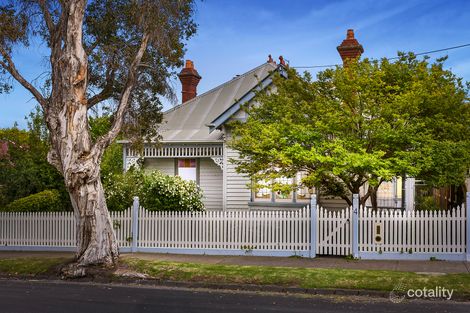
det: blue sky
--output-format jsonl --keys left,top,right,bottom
{"left": 1, "top": 0, "right": 470, "bottom": 128}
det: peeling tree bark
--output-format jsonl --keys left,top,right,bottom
{"left": 45, "top": 1, "right": 119, "bottom": 275}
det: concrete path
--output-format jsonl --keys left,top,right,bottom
{"left": 1, "top": 251, "right": 469, "bottom": 274}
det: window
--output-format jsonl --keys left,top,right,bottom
{"left": 274, "top": 177, "right": 294, "bottom": 202}
{"left": 254, "top": 179, "right": 271, "bottom": 201}
{"left": 252, "top": 172, "right": 314, "bottom": 203}
{"left": 377, "top": 181, "right": 394, "bottom": 199}
{"left": 177, "top": 159, "right": 197, "bottom": 182}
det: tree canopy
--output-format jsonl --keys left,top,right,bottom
{"left": 229, "top": 53, "right": 470, "bottom": 207}
{"left": 0, "top": 0, "right": 194, "bottom": 143}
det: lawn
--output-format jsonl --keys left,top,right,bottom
{"left": 1, "top": 256, "right": 469, "bottom": 299}
{"left": 0, "top": 257, "right": 67, "bottom": 276}
{"left": 122, "top": 258, "right": 470, "bottom": 297}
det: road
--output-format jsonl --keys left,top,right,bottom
{"left": 0, "top": 279, "right": 468, "bottom": 313}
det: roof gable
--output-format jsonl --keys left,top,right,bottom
{"left": 208, "top": 66, "right": 287, "bottom": 132}
{"left": 159, "top": 62, "right": 279, "bottom": 142}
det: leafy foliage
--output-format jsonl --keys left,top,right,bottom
{"left": 3, "top": 189, "right": 64, "bottom": 212}
{"left": 89, "top": 114, "right": 123, "bottom": 177}
{"left": 415, "top": 195, "right": 441, "bottom": 211}
{"left": 141, "top": 171, "right": 205, "bottom": 212}
{"left": 230, "top": 54, "right": 470, "bottom": 206}
{"left": 103, "top": 170, "right": 144, "bottom": 212}
{"left": 0, "top": 114, "right": 70, "bottom": 209}
{"left": 103, "top": 169, "right": 205, "bottom": 212}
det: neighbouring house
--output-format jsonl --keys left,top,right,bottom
{"left": 120, "top": 30, "right": 415, "bottom": 211}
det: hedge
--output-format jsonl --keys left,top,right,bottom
{"left": 3, "top": 189, "right": 64, "bottom": 212}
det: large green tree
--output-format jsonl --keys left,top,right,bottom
{"left": 230, "top": 54, "right": 470, "bottom": 208}
{"left": 0, "top": 0, "right": 196, "bottom": 275}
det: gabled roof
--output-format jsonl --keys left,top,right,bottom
{"left": 159, "top": 62, "right": 279, "bottom": 142}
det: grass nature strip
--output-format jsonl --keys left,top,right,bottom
{"left": 0, "top": 257, "right": 66, "bottom": 275}
{"left": 0, "top": 257, "right": 469, "bottom": 298}
{"left": 122, "top": 258, "right": 470, "bottom": 297}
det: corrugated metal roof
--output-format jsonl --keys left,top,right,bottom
{"left": 160, "top": 62, "right": 277, "bottom": 142}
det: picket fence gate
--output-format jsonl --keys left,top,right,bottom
{"left": 0, "top": 194, "right": 469, "bottom": 261}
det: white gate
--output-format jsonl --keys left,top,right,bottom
{"left": 316, "top": 207, "right": 352, "bottom": 256}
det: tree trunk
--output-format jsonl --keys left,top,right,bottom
{"left": 69, "top": 177, "right": 118, "bottom": 268}
{"left": 369, "top": 188, "right": 378, "bottom": 211}
{"left": 44, "top": 1, "right": 118, "bottom": 277}
{"left": 51, "top": 115, "right": 119, "bottom": 277}
{"left": 49, "top": 107, "right": 119, "bottom": 276}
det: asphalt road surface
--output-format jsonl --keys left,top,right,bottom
{"left": 0, "top": 279, "right": 468, "bottom": 313}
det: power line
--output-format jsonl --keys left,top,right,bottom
{"left": 292, "top": 43, "right": 470, "bottom": 69}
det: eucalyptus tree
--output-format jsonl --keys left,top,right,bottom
{"left": 0, "top": 0, "right": 196, "bottom": 276}
{"left": 230, "top": 54, "right": 470, "bottom": 208}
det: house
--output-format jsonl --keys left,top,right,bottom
{"left": 120, "top": 29, "right": 414, "bottom": 211}
{"left": 121, "top": 59, "right": 287, "bottom": 211}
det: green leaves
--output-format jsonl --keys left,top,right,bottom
{"left": 0, "top": 125, "right": 69, "bottom": 209}
{"left": 230, "top": 54, "right": 470, "bottom": 203}
{"left": 103, "top": 169, "right": 205, "bottom": 212}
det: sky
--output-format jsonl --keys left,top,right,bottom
{"left": 1, "top": 0, "right": 470, "bottom": 128}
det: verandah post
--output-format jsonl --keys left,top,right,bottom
{"left": 309, "top": 194, "right": 317, "bottom": 258}
{"left": 352, "top": 194, "right": 359, "bottom": 259}
{"left": 131, "top": 196, "right": 139, "bottom": 253}
{"left": 466, "top": 192, "right": 470, "bottom": 262}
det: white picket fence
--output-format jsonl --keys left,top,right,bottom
{"left": 0, "top": 210, "right": 132, "bottom": 250}
{"left": 359, "top": 207, "right": 467, "bottom": 256}
{"left": 313, "top": 206, "right": 467, "bottom": 258}
{"left": 137, "top": 207, "right": 310, "bottom": 255}
{"left": 0, "top": 205, "right": 312, "bottom": 256}
{"left": 0, "top": 212, "right": 76, "bottom": 248}
{"left": 0, "top": 193, "right": 469, "bottom": 260}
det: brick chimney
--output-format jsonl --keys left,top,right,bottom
{"left": 178, "top": 60, "right": 201, "bottom": 103}
{"left": 337, "top": 29, "right": 364, "bottom": 65}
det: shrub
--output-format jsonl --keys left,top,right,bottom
{"left": 3, "top": 189, "right": 64, "bottom": 212}
{"left": 103, "top": 170, "right": 144, "bottom": 211}
{"left": 103, "top": 170, "right": 205, "bottom": 212}
{"left": 141, "top": 171, "right": 205, "bottom": 212}
{"left": 416, "top": 195, "right": 441, "bottom": 211}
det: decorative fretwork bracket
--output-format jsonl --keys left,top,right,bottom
{"left": 210, "top": 156, "right": 224, "bottom": 170}
{"left": 125, "top": 156, "right": 140, "bottom": 171}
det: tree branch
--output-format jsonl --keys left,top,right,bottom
{"left": 0, "top": 46, "right": 47, "bottom": 108}
{"left": 38, "top": 0, "right": 55, "bottom": 34}
{"left": 93, "top": 33, "right": 150, "bottom": 153}
{"left": 87, "top": 66, "right": 116, "bottom": 108}
{"left": 87, "top": 89, "right": 111, "bottom": 109}
{"left": 84, "top": 40, "right": 99, "bottom": 56}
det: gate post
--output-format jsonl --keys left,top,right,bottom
{"left": 310, "top": 194, "right": 317, "bottom": 258}
{"left": 131, "top": 196, "right": 139, "bottom": 253}
{"left": 466, "top": 192, "right": 470, "bottom": 262}
{"left": 352, "top": 194, "right": 359, "bottom": 259}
